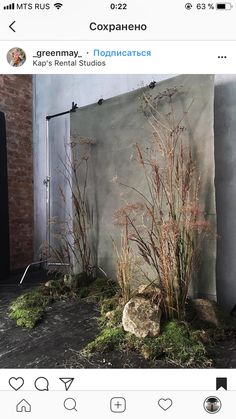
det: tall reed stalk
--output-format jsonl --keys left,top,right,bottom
{"left": 114, "top": 88, "right": 210, "bottom": 319}
{"left": 113, "top": 218, "right": 133, "bottom": 303}
{"left": 49, "top": 137, "right": 93, "bottom": 278}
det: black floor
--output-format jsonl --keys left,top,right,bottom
{"left": 1, "top": 270, "right": 236, "bottom": 369}
{"left": 0, "top": 270, "right": 99, "bottom": 368}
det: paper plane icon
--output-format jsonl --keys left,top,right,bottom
{"left": 59, "top": 378, "right": 74, "bottom": 391}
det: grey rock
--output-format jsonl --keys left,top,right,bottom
{"left": 122, "top": 297, "right": 162, "bottom": 338}
{"left": 137, "top": 284, "right": 162, "bottom": 302}
{"left": 192, "top": 298, "right": 220, "bottom": 326}
{"left": 44, "top": 280, "right": 57, "bottom": 288}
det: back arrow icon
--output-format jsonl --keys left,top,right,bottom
{"left": 9, "top": 21, "right": 16, "bottom": 32}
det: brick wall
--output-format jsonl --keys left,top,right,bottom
{"left": 0, "top": 75, "right": 33, "bottom": 271}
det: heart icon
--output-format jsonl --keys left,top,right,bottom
{"left": 158, "top": 398, "right": 173, "bottom": 411}
{"left": 9, "top": 377, "right": 24, "bottom": 391}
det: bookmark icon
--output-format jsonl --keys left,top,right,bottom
{"left": 216, "top": 377, "right": 227, "bottom": 390}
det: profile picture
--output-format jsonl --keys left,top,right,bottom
{"left": 7, "top": 47, "right": 26, "bottom": 67}
{"left": 204, "top": 397, "right": 222, "bottom": 414}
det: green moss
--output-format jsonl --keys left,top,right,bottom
{"left": 8, "top": 277, "right": 77, "bottom": 329}
{"left": 101, "top": 296, "right": 120, "bottom": 315}
{"left": 8, "top": 276, "right": 118, "bottom": 330}
{"left": 78, "top": 278, "right": 118, "bottom": 302}
{"left": 83, "top": 316, "right": 211, "bottom": 367}
{"left": 99, "top": 306, "right": 123, "bottom": 329}
{"left": 121, "top": 321, "right": 210, "bottom": 367}
{"left": 107, "top": 307, "right": 123, "bottom": 326}
{"left": 84, "top": 327, "right": 125, "bottom": 354}
{"left": 150, "top": 321, "right": 210, "bottom": 367}
{"left": 45, "top": 280, "right": 77, "bottom": 300}
{"left": 82, "top": 294, "right": 124, "bottom": 355}
{"left": 8, "top": 288, "right": 52, "bottom": 329}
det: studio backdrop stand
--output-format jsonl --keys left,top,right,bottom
{"left": 19, "top": 102, "right": 78, "bottom": 285}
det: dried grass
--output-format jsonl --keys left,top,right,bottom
{"left": 112, "top": 220, "right": 134, "bottom": 303}
{"left": 114, "top": 88, "right": 211, "bottom": 319}
{"left": 49, "top": 136, "right": 94, "bottom": 277}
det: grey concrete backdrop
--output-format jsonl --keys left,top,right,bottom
{"left": 33, "top": 74, "right": 236, "bottom": 311}
{"left": 71, "top": 75, "right": 216, "bottom": 299}
{"left": 33, "top": 75, "right": 174, "bottom": 259}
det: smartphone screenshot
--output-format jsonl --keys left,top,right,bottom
{"left": 0, "top": 0, "right": 235, "bottom": 417}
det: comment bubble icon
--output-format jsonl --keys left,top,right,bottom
{"left": 34, "top": 377, "right": 49, "bottom": 391}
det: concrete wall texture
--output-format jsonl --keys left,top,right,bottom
{"left": 0, "top": 75, "right": 33, "bottom": 271}
{"left": 33, "top": 75, "right": 173, "bottom": 259}
{"left": 71, "top": 75, "right": 216, "bottom": 299}
{"left": 33, "top": 74, "right": 236, "bottom": 311}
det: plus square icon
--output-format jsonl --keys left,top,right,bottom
{"left": 110, "top": 397, "right": 126, "bottom": 413}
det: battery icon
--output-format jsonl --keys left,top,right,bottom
{"left": 216, "top": 3, "right": 233, "bottom": 9}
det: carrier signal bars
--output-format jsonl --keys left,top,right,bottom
{"left": 3, "top": 2, "right": 15, "bottom": 9}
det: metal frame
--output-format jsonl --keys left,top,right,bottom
{"left": 19, "top": 102, "right": 78, "bottom": 285}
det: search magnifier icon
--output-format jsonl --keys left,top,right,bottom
{"left": 64, "top": 398, "right": 77, "bottom": 412}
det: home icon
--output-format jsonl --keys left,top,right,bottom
{"left": 16, "top": 399, "right": 31, "bottom": 413}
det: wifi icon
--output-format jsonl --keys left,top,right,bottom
{"left": 54, "top": 2, "right": 63, "bottom": 9}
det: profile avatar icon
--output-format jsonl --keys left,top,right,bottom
{"left": 7, "top": 47, "right": 26, "bottom": 67}
{"left": 204, "top": 396, "right": 221, "bottom": 414}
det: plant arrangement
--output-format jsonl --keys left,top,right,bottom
{"left": 114, "top": 87, "right": 210, "bottom": 320}
{"left": 73, "top": 87, "right": 222, "bottom": 368}
{"left": 49, "top": 135, "right": 95, "bottom": 282}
